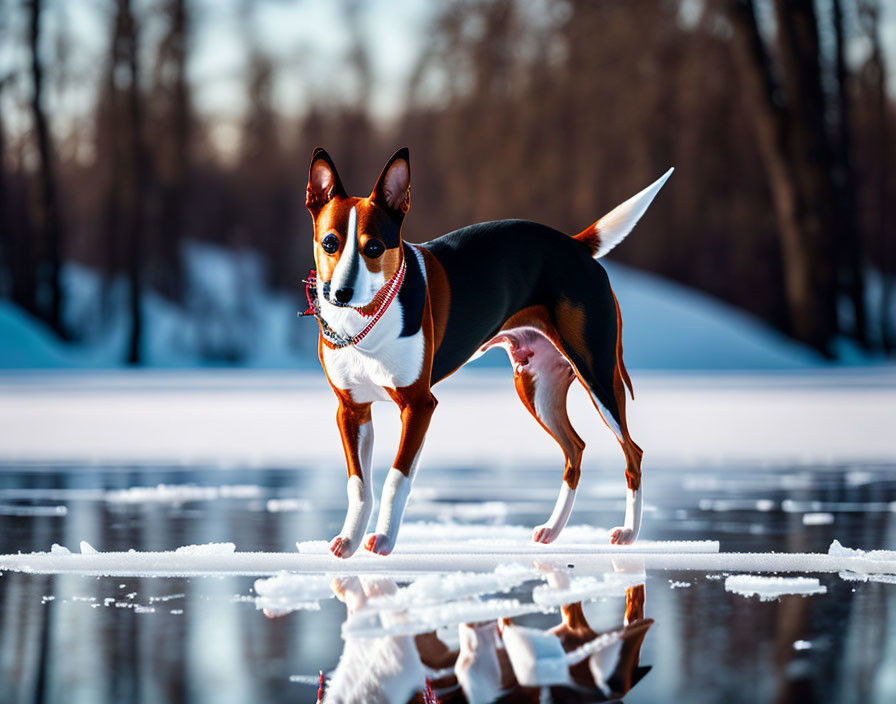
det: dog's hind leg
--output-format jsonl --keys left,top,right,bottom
{"left": 482, "top": 328, "right": 585, "bottom": 544}
{"left": 553, "top": 287, "right": 644, "bottom": 545}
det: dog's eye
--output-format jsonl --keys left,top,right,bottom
{"left": 320, "top": 233, "right": 340, "bottom": 254}
{"left": 363, "top": 239, "right": 385, "bottom": 259}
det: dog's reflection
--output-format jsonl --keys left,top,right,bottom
{"left": 304, "top": 573, "right": 652, "bottom": 703}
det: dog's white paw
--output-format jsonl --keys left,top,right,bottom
{"left": 329, "top": 535, "right": 360, "bottom": 559}
{"left": 532, "top": 524, "right": 559, "bottom": 544}
{"left": 364, "top": 532, "right": 394, "bottom": 556}
{"left": 609, "top": 527, "right": 636, "bottom": 545}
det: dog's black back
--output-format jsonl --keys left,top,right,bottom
{"left": 422, "top": 219, "right": 621, "bottom": 422}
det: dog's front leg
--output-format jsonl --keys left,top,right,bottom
{"left": 329, "top": 398, "right": 374, "bottom": 559}
{"left": 365, "top": 391, "right": 437, "bottom": 555}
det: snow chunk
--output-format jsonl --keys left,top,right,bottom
{"left": 802, "top": 512, "right": 834, "bottom": 526}
{"left": 725, "top": 575, "right": 826, "bottom": 601}
{"left": 793, "top": 640, "right": 813, "bottom": 651}
{"left": 265, "top": 498, "right": 311, "bottom": 513}
{"left": 344, "top": 598, "right": 544, "bottom": 639}
{"left": 174, "top": 542, "right": 236, "bottom": 556}
{"left": 105, "top": 484, "right": 261, "bottom": 504}
{"left": 0, "top": 504, "right": 67, "bottom": 517}
{"left": 532, "top": 572, "right": 645, "bottom": 607}
{"left": 80, "top": 541, "right": 98, "bottom": 554}
{"left": 363, "top": 565, "right": 536, "bottom": 613}
{"left": 50, "top": 544, "right": 71, "bottom": 556}
{"left": 830, "top": 540, "right": 896, "bottom": 583}
{"left": 253, "top": 573, "right": 333, "bottom": 614}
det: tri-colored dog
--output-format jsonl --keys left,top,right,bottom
{"left": 303, "top": 147, "right": 671, "bottom": 558}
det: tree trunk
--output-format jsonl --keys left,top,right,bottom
{"left": 860, "top": 1, "right": 892, "bottom": 352}
{"left": 832, "top": 0, "right": 868, "bottom": 347}
{"left": 27, "top": 0, "right": 65, "bottom": 337}
{"left": 771, "top": 0, "right": 839, "bottom": 353}
{"left": 727, "top": 0, "right": 812, "bottom": 346}
{"left": 121, "top": 0, "right": 146, "bottom": 365}
{"left": 726, "top": 0, "right": 841, "bottom": 355}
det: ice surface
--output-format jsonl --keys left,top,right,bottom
{"left": 724, "top": 575, "right": 827, "bottom": 601}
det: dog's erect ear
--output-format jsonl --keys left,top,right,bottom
{"left": 370, "top": 148, "right": 410, "bottom": 223}
{"left": 306, "top": 148, "right": 346, "bottom": 215}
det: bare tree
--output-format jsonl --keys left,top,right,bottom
{"left": 831, "top": 0, "right": 867, "bottom": 347}
{"left": 27, "top": 0, "right": 65, "bottom": 336}
{"left": 100, "top": 0, "right": 147, "bottom": 364}
{"left": 724, "top": 0, "right": 866, "bottom": 355}
{"left": 858, "top": 0, "right": 892, "bottom": 351}
{"left": 149, "top": 0, "right": 190, "bottom": 301}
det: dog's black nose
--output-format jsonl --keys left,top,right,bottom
{"left": 334, "top": 287, "right": 353, "bottom": 304}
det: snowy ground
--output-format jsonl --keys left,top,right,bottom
{"left": 0, "top": 368, "right": 893, "bottom": 467}
{"left": 1, "top": 369, "right": 895, "bottom": 703}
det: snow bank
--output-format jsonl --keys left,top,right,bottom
{"left": 724, "top": 575, "right": 827, "bottom": 601}
{"left": 4, "top": 248, "right": 890, "bottom": 369}
{"left": 603, "top": 263, "right": 822, "bottom": 369}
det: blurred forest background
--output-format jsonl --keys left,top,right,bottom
{"left": 0, "top": 0, "right": 893, "bottom": 365}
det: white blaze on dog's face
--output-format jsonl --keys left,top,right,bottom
{"left": 305, "top": 148, "right": 410, "bottom": 312}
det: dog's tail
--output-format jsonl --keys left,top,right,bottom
{"left": 574, "top": 168, "right": 673, "bottom": 258}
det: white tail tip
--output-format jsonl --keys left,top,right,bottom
{"left": 594, "top": 167, "right": 674, "bottom": 258}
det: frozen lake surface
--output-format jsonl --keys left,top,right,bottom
{"left": 0, "top": 370, "right": 895, "bottom": 703}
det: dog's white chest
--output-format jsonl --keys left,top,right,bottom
{"left": 321, "top": 309, "right": 425, "bottom": 402}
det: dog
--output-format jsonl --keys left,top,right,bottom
{"left": 303, "top": 147, "right": 671, "bottom": 558}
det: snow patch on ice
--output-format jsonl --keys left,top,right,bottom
{"left": 0, "top": 504, "right": 67, "bottom": 517}
{"left": 724, "top": 575, "right": 827, "bottom": 601}
{"left": 344, "top": 598, "right": 544, "bottom": 639}
{"left": 532, "top": 572, "right": 646, "bottom": 607}
{"left": 174, "top": 542, "right": 236, "bottom": 556}
{"left": 405, "top": 500, "right": 510, "bottom": 523}
{"left": 830, "top": 540, "right": 896, "bottom": 583}
{"left": 264, "top": 498, "right": 312, "bottom": 513}
{"left": 362, "top": 565, "right": 537, "bottom": 613}
{"left": 253, "top": 573, "right": 333, "bottom": 614}
{"left": 106, "top": 484, "right": 262, "bottom": 504}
